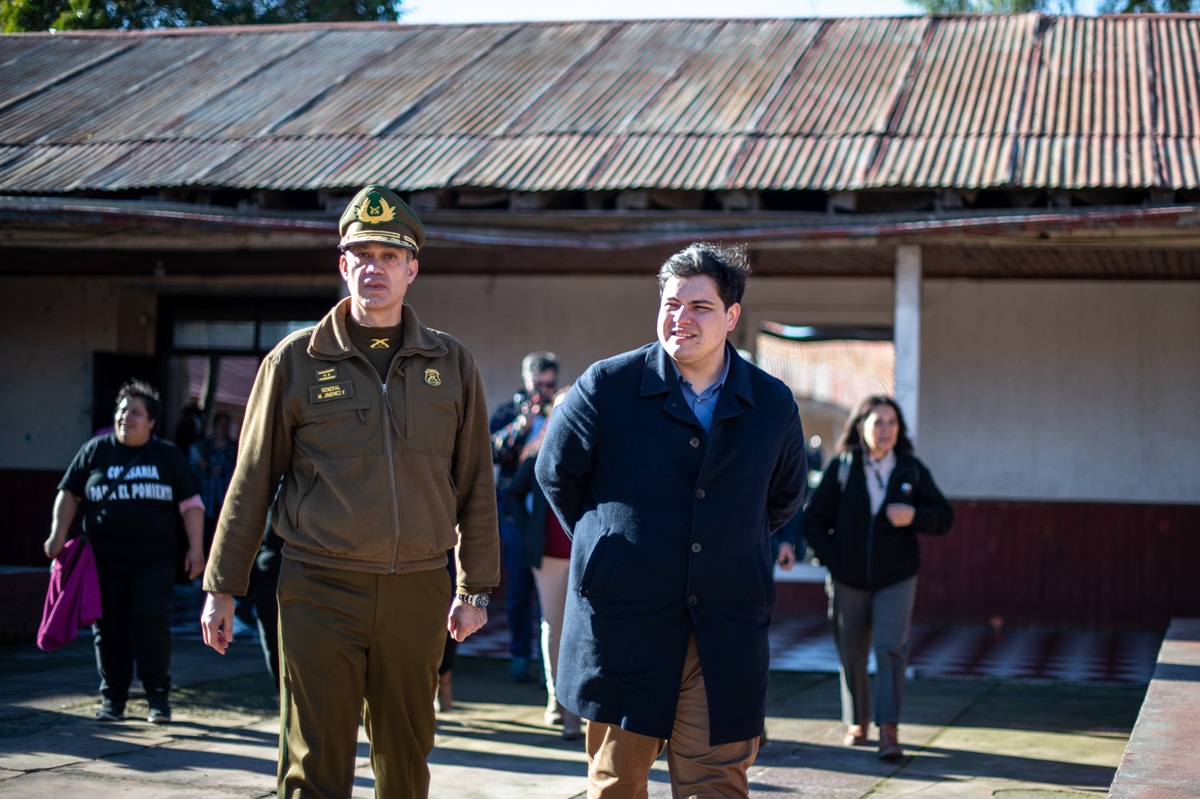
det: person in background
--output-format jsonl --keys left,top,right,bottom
{"left": 173, "top": 404, "right": 204, "bottom": 456}
{"left": 803, "top": 395, "right": 954, "bottom": 761}
{"left": 249, "top": 524, "right": 284, "bottom": 688}
{"left": 189, "top": 411, "right": 237, "bottom": 556}
{"left": 774, "top": 432, "right": 824, "bottom": 568}
{"left": 505, "top": 386, "right": 582, "bottom": 741}
{"left": 200, "top": 184, "right": 500, "bottom": 798}
{"left": 490, "top": 351, "right": 558, "bottom": 683}
{"left": 536, "top": 243, "right": 807, "bottom": 797}
{"left": 45, "top": 379, "right": 205, "bottom": 724}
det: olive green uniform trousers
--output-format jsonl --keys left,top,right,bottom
{"left": 277, "top": 558, "right": 450, "bottom": 798}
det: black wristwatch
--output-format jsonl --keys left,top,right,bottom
{"left": 457, "top": 592, "right": 490, "bottom": 610}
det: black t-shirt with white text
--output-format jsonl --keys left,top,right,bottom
{"left": 58, "top": 434, "right": 201, "bottom": 563}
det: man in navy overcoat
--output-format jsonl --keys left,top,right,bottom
{"left": 536, "top": 243, "right": 807, "bottom": 798}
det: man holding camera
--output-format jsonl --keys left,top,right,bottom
{"left": 490, "top": 351, "right": 559, "bottom": 682}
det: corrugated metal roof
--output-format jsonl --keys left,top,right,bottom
{"left": 2, "top": 16, "right": 1200, "bottom": 194}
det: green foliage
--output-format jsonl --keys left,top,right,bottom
{"left": 1, "top": 0, "right": 403, "bottom": 31}
{"left": 1097, "top": 0, "right": 1195, "bottom": 10}
{"left": 908, "top": 0, "right": 1197, "bottom": 11}
{"left": 910, "top": 0, "right": 1063, "bottom": 11}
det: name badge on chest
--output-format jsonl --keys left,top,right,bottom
{"left": 309, "top": 381, "right": 355, "bottom": 403}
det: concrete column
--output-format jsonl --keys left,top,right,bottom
{"left": 894, "top": 245, "right": 922, "bottom": 444}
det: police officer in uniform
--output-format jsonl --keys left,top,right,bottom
{"left": 201, "top": 185, "right": 500, "bottom": 798}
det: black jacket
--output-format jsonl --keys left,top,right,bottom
{"left": 505, "top": 454, "right": 554, "bottom": 570}
{"left": 536, "top": 342, "right": 807, "bottom": 744}
{"left": 803, "top": 447, "right": 953, "bottom": 590}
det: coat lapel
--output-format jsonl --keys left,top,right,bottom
{"left": 710, "top": 345, "right": 755, "bottom": 428}
{"left": 641, "top": 343, "right": 698, "bottom": 427}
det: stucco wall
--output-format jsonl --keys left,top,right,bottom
{"left": 408, "top": 274, "right": 895, "bottom": 412}
{"left": 920, "top": 280, "right": 1200, "bottom": 504}
{"left": 1, "top": 278, "right": 134, "bottom": 469}
{"left": 7, "top": 273, "right": 1197, "bottom": 507}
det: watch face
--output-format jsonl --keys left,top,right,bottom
{"left": 460, "top": 593, "right": 489, "bottom": 609}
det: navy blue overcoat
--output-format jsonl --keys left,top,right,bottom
{"left": 535, "top": 341, "right": 807, "bottom": 744}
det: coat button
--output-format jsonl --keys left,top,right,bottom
{"left": 689, "top": 437, "right": 700, "bottom": 447}
{"left": 691, "top": 542, "right": 702, "bottom": 553}
{"left": 688, "top": 595, "right": 698, "bottom": 606}
{"left": 695, "top": 488, "right": 705, "bottom": 499}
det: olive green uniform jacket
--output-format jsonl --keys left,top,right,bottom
{"left": 204, "top": 298, "right": 500, "bottom": 597}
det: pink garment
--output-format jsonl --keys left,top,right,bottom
{"left": 37, "top": 537, "right": 103, "bottom": 651}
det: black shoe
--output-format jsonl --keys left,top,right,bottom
{"left": 96, "top": 699, "right": 125, "bottom": 722}
{"left": 147, "top": 695, "right": 171, "bottom": 724}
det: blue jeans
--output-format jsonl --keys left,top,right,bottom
{"left": 500, "top": 516, "right": 538, "bottom": 660}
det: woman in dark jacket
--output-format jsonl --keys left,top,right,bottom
{"left": 803, "top": 395, "right": 953, "bottom": 761}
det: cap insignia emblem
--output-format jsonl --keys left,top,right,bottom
{"left": 355, "top": 193, "right": 397, "bottom": 225}
{"left": 425, "top": 369, "right": 441, "bottom": 386}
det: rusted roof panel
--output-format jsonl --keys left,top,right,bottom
{"left": 1157, "top": 137, "right": 1200, "bottom": 189}
{"left": 761, "top": 17, "right": 928, "bottom": 136}
{"left": 87, "top": 140, "right": 249, "bottom": 189}
{"left": 628, "top": 19, "right": 822, "bottom": 135}
{"left": 869, "top": 135, "right": 1016, "bottom": 188}
{"left": 0, "top": 143, "right": 134, "bottom": 192}
{"left": 451, "top": 135, "right": 614, "bottom": 190}
{"left": 1150, "top": 17, "right": 1200, "bottom": 137}
{"left": 0, "top": 36, "right": 136, "bottom": 116}
{"left": 273, "top": 25, "right": 516, "bottom": 137}
{"left": 733, "top": 136, "right": 877, "bottom": 191}
{"left": 1, "top": 17, "right": 1200, "bottom": 194}
{"left": 0, "top": 35, "right": 228, "bottom": 145}
{"left": 586, "top": 134, "right": 744, "bottom": 190}
{"left": 895, "top": 14, "right": 1036, "bottom": 136}
{"left": 1020, "top": 15, "right": 1153, "bottom": 137}
{"left": 192, "top": 137, "right": 365, "bottom": 190}
{"left": 322, "top": 136, "right": 489, "bottom": 190}
{"left": 512, "top": 20, "right": 722, "bottom": 135}
{"left": 1017, "top": 135, "right": 1157, "bottom": 189}
{"left": 389, "top": 23, "right": 611, "bottom": 137}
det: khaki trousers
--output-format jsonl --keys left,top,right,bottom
{"left": 277, "top": 558, "right": 450, "bottom": 799}
{"left": 584, "top": 634, "right": 759, "bottom": 799}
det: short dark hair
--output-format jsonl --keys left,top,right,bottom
{"left": 521, "top": 351, "right": 559, "bottom": 383}
{"left": 657, "top": 243, "right": 750, "bottom": 309}
{"left": 836, "top": 395, "right": 914, "bottom": 458}
{"left": 116, "top": 379, "right": 162, "bottom": 422}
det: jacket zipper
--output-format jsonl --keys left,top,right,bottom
{"left": 296, "top": 467, "right": 319, "bottom": 534}
{"left": 380, "top": 380, "right": 403, "bottom": 573}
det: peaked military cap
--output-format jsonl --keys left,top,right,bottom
{"left": 338, "top": 185, "right": 425, "bottom": 254}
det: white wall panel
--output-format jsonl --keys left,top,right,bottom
{"left": 920, "top": 280, "right": 1200, "bottom": 503}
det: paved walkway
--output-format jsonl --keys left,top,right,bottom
{"left": 1, "top": 598, "right": 1149, "bottom": 799}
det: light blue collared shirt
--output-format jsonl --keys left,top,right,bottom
{"left": 674, "top": 353, "right": 731, "bottom": 434}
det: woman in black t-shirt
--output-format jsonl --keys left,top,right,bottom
{"left": 44, "top": 380, "right": 205, "bottom": 724}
